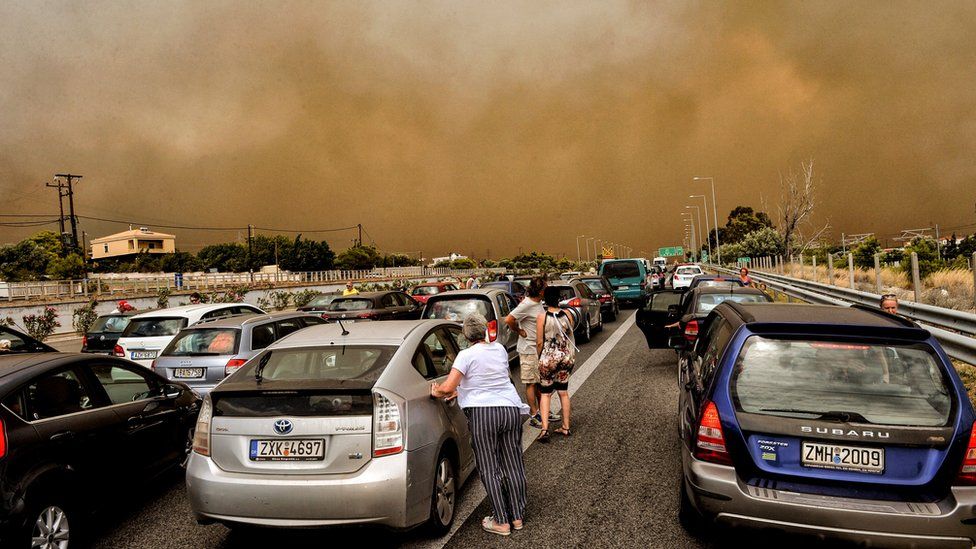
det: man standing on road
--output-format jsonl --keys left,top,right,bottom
{"left": 505, "top": 277, "right": 552, "bottom": 427}
{"left": 343, "top": 281, "right": 359, "bottom": 296}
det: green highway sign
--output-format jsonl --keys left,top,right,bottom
{"left": 658, "top": 246, "right": 684, "bottom": 257}
{"left": 737, "top": 257, "right": 751, "bottom": 265}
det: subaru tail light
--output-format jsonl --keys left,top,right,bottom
{"left": 684, "top": 320, "right": 700, "bottom": 342}
{"left": 373, "top": 391, "right": 403, "bottom": 457}
{"left": 225, "top": 359, "right": 247, "bottom": 376}
{"left": 192, "top": 395, "right": 213, "bottom": 457}
{"left": 487, "top": 319, "right": 498, "bottom": 342}
{"left": 81, "top": 335, "right": 88, "bottom": 350}
{"left": 695, "top": 401, "right": 732, "bottom": 465}
{"left": 956, "top": 421, "right": 976, "bottom": 485}
{"left": 113, "top": 344, "right": 125, "bottom": 357}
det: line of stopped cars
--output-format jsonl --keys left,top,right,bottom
{"left": 637, "top": 264, "right": 976, "bottom": 547}
{"left": 0, "top": 275, "right": 620, "bottom": 547}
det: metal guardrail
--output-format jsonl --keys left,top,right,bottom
{"left": 711, "top": 265, "right": 976, "bottom": 365}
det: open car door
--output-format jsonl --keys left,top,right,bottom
{"left": 636, "top": 290, "right": 685, "bottom": 348}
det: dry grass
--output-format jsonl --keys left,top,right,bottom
{"left": 952, "top": 360, "right": 976, "bottom": 408}
{"left": 776, "top": 262, "right": 973, "bottom": 312}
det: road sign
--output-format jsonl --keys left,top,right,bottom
{"left": 658, "top": 246, "right": 684, "bottom": 257}
{"left": 737, "top": 257, "right": 751, "bottom": 266}
{"left": 602, "top": 246, "right": 615, "bottom": 259}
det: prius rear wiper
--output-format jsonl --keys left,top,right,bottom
{"left": 760, "top": 408, "right": 870, "bottom": 423}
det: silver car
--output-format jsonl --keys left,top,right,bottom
{"left": 154, "top": 312, "right": 325, "bottom": 394}
{"left": 420, "top": 288, "right": 519, "bottom": 361}
{"left": 186, "top": 320, "right": 477, "bottom": 532}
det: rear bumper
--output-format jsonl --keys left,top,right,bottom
{"left": 186, "top": 450, "right": 420, "bottom": 528}
{"left": 611, "top": 288, "right": 644, "bottom": 301}
{"left": 683, "top": 449, "right": 976, "bottom": 548}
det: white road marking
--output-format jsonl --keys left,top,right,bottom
{"left": 408, "top": 312, "right": 637, "bottom": 549}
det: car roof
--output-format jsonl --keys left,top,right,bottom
{"left": 431, "top": 288, "right": 505, "bottom": 297}
{"left": 693, "top": 286, "right": 767, "bottom": 296}
{"left": 0, "top": 353, "right": 67, "bottom": 380}
{"left": 414, "top": 281, "right": 452, "bottom": 287}
{"left": 715, "top": 300, "right": 928, "bottom": 334}
{"left": 333, "top": 291, "right": 390, "bottom": 299}
{"left": 183, "top": 311, "right": 313, "bottom": 329}
{"left": 130, "top": 303, "right": 255, "bottom": 319}
{"left": 545, "top": 280, "right": 575, "bottom": 287}
{"left": 270, "top": 319, "right": 444, "bottom": 348}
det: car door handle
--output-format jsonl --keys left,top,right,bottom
{"left": 50, "top": 431, "right": 75, "bottom": 442}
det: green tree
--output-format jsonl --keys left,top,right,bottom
{"left": 335, "top": 245, "right": 382, "bottom": 270}
{"left": 722, "top": 207, "right": 775, "bottom": 244}
{"left": 160, "top": 251, "right": 203, "bottom": 273}
{"left": 904, "top": 237, "right": 943, "bottom": 278}
{"left": 852, "top": 237, "right": 883, "bottom": 269}
{"left": 0, "top": 231, "right": 66, "bottom": 281}
{"left": 281, "top": 237, "right": 335, "bottom": 271}
{"left": 198, "top": 243, "right": 248, "bottom": 272}
{"left": 46, "top": 253, "right": 86, "bottom": 279}
{"left": 737, "top": 227, "right": 785, "bottom": 258}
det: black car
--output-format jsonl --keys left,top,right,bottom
{"left": 0, "top": 353, "right": 199, "bottom": 547}
{"left": 578, "top": 275, "right": 619, "bottom": 322}
{"left": 82, "top": 311, "right": 140, "bottom": 354}
{"left": 0, "top": 326, "right": 55, "bottom": 354}
{"left": 321, "top": 291, "right": 422, "bottom": 322}
{"left": 296, "top": 291, "right": 342, "bottom": 315}
{"left": 636, "top": 286, "right": 772, "bottom": 349}
{"left": 481, "top": 280, "right": 527, "bottom": 302}
{"left": 543, "top": 281, "right": 603, "bottom": 343}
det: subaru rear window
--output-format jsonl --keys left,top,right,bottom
{"left": 121, "top": 317, "right": 188, "bottom": 337}
{"left": 695, "top": 293, "right": 770, "bottom": 313}
{"left": 731, "top": 337, "right": 952, "bottom": 427}
{"left": 602, "top": 261, "right": 641, "bottom": 278}
{"left": 424, "top": 297, "right": 494, "bottom": 322}
{"left": 233, "top": 345, "right": 397, "bottom": 383}
{"left": 329, "top": 298, "right": 372, "bottom": 311}
{"left": 90, "top": 315, "right": 131, "bottom": 333}
{"left": 163, "top": 328, "right": 240, "bottom": 356}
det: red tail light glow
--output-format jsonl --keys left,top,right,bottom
{"left": 113, "top": 344, "right": 125, "bottom": 357}
{"left": 684, "top": 320, "right": 699, "bottom": 342}
{"left": 0, "top": 417, "right": 6, "bottom": 459}
{"left": 81, "top": 335, "right": 88, "bottom": 349}
{"left": 225, "top": 359, "right": 247, "bottom": 376}
{"left": 487, "top": 320, "right": 498, "bottom": 342}
{"left": 358, "top": 313, "right": 376, "bottom": 319}
{"left": 598, "top": 294, "right": 612, "bottom": 303}
{"left": 567, "top": 298, "right": 582, "bottom": 308}
{"left": 695, "top": 401, "right": 732, "bottom": 465}
{"left": 956, "top": 421, "right": 976, "bottom": 485}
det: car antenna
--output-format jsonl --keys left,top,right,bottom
{"left": 336, "top": 318, "right": 350, "bottom": 336}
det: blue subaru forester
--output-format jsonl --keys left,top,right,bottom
{"left": 672, "top": 302, "right": 976, "bottom": 547}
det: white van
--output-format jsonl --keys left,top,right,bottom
{"left": 653, "top": 257, "right": 667, "bottom": 268}
{"left": 114, "top": 303, "right": 264, "bottom": 367}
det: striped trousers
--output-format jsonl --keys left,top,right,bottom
{"left": 465, "top": 406, "right": 527, "bottom": 524}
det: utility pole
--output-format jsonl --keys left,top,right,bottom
{"left": 45, "top": 181, "right": 67, "bottom": 237}
{"left": 247, "top": 224, "right": 254, "bottom": 282}
{"left": 357, "top": 224, "right": 363, "bottom": 247}
{"left": 54, "top": 173, "right": 83, "bottom": 251}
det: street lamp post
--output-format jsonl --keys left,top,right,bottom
{"left": 694, "top": 177, "right": 721, "bottom": 265}
{"left": 682, "top": 213, "right": 697, "bottom": 261}
{"left": 576, "top": 235, "right": 585, "bottom": 263}
{"left": 690, "top": 194, "right": 712, "bottom": 263}
{"left": 585, "top": 237, "right": 594, "bottom": 263}
{"left": 687, "top": 205, "right": 702, "bottom": 263}
{"left": 595, "top": 239, "right": 602, "bottom": 261}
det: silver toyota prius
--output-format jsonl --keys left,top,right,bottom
{"left": 185, "top": 319, "right": 477, "bottom": 532}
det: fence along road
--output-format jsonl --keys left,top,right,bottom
{"left": 712, "top": 265, "right": 976, "bottom": 365}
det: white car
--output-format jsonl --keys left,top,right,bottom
{"left": 114, "top": 303, "right": 264, "bottom": 367}
{"left": 671, "top": 264, "right": 704, "bottom": 289}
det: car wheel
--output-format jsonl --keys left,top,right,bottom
{"left": 426, "top": 453, "right": 457, "bottom": 534}
{"left": 596, "top": 311, "right": 604, "bottom": 332}
{"left": 23, "top": 495, "right": 74, "bottom": 549}
{"left": 580, "top": 315, "right": 591, "bottom": 343}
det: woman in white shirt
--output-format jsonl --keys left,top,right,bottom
{"left": 431, "top": 313, "right": 530, "bottom": 536}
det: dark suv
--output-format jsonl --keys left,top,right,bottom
{"left": 673, "top": 303, "right": 976, "bottom": 546}
{"left": 321, "top": 291, "right": 422, "bottom": 322}
{"left": 0, "top": 353, "right": 200, "bottom": 547}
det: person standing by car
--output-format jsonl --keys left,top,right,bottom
{"left": 343, "top": 281, "right": 359, "bottom": 296}
{"left": 505, "top": 277, "right": 547, "bottom": 427}
{"left": 189, "top": 292, "right": 203, "bottom": 304}
{"left": 535, "top": 291, "right": 576, "bottom": 441}
{"left": 738, "top": 267, "right": 752, "bottom": 287}
{"left": 430, "top": 313, "right": 530, "bottom": 536}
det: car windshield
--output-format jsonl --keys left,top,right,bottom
{"left": 90, "top": 315, "right": 131, "bottom": 333}
{"left": 163, "top": 328, "right": 240, "bottom": 356}
{"left": 0, "top": 328, "right": 45, "bottom": 353}
{"left": 544, "top": 286, "right": 576, "bottom": 303}
{"left": 121, "top": 317, "right": 187, "bottom": 337}
{"left": 731, "top": 336, "right": 952, "bottom": 427}
{"left": 234, "top": 346, "right": 397, "bottom": 383}
{"left": 307, "top": 295, "right": 338, "bottom": 308}
{"left": 513, "top": 279, "right": 530, "bottom": 289}
{"left": 602, "top": 261, "right": 640, "bottom": 279}
{"left": 695, "top": 293, "right": 769, "bottom": 313}
{"left": 424, "top": 298, "right": 493, "bottom": 322}
{"left": 482, "top": 282, "right": 509, "bottom": 291}
{"left": 677, "top": 266, "right": 701, "bottom": 275}
{"left": 328, "top": 298, "right": 372, "bottom": 311}
{"left": 583, "top": 280, "right": 605, "bottom": 293}
{"left": 412, "top": 286, "right": 441, "bottom": 295}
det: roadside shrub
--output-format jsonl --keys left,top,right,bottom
{"left": 157, "top": 288, "right": 171, "bottom": 309}
{"left": 255, "top": 296, "right": 271, "bottom": 310}
{"left": 292, "top": 289, "right": 320, "bottom": 308}
{"left": 23, "top": 307, "right": 61, "bottom": 341}
{"left": 268, "top": 290, "right": 293, "bottom": 311}
{"left": 953, "top": 360, "right": 976, "bottom": 408}
{"left": 0, "top": 317, "right": 15, "bottom": 328}
{"left": 72, "top": 299, "right": 99, "bottom": 334}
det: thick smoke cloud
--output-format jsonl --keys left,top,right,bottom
{"left": 1, "top": 1, "right": 974, "bottom": 255}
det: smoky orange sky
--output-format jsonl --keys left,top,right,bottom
{"left": 1, "top": 0, "right": 975, "bottom": 259}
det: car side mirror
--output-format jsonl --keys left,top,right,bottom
{"left": 163, "top": 384, "right": 183, "bottom": 399}
{"left": 668, "top": 336, "right": 688, "bottom": 350}
{"left": 667, "top": 304, "right": 681, "bottom": 315}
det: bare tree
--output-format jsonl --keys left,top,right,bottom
{"left": 777, "top": 159, "right": 818, "bottom": 257}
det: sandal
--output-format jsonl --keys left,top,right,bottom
{"left": 554, "top": 427, "right": 572, "bottom": 437}
{"left": 482, "top": 516, "right": 511, "bottom": 536}
{"left": 512, "top": 519, "right": 524, "bottom": 531}
{"left": 537, "top": 430, "right": 550, "bottom": 443}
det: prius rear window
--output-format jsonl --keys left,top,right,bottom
{"left": 731, "top": 336, "right": 952, "bottom": 427}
